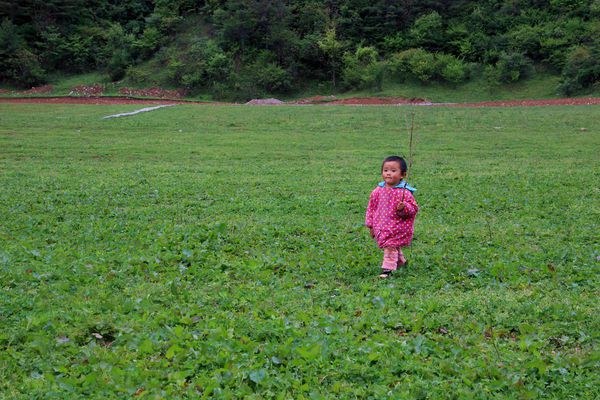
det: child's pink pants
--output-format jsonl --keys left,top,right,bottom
{"left": 382, "top": 247, "right": 406, "bottom": 271}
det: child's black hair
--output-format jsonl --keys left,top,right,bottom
{"left": 381, "top": 156, "right": 408, "bottom": 174}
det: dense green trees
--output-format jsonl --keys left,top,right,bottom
{"left": 1, "top": 0, "right": 598, "bottom": 97}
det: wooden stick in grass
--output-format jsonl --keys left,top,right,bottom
{"left": 400, "top": 112, "right": 415, "bottom": 205}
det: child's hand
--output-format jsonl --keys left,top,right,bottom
{"left": 397, "top": 202, "right": 405, "bottom": 212}
{"left": 368, "top": 227, "right": 375, "bottom": 238}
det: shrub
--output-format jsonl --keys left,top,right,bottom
{"left": 592, "top": 0, "right": 600, "bottom": 15}
{"left": 485, "top": 52, "right": 533, "bottom": 84}
{"left": 165, "top": 38, "right": 232, "bottom": 91}
{"left": 228, "top": 53, "right": 292, "bottom": 100}
{"left": 381, "top": 33, "right": 406, "bottom": 53}
{"left": 39, "top": 27, "right": 70, "bottom": 71}
{"left": 407, "top": 49, "right": 436, "bottom": 82}
{"left": 103, "top": 24, "right": 135, "bottom": 81}
{"left": 0, "top": 19, "right": 45, "bottom": 87}
{"left": 435, "top": 53, "right": 468, "bottom": 83}
{"left": 389, "top": 48, "right": 436, "bottom": 83}
{"left": 538, "top": 18, "right": 589, "bottom": 68}
{"left": 483, "top": 64, "right": 502, "bottom": 87}
{"left": 125, "top": 66, "right": 151, "bottom": 85}
{"left": 167, "top": 59, "right": 186, "bottom": 83}
{"left": 507, "top": 25, "right": 543, "bottom": 59}
{"left": 134, "top": 27, "right": 162, "bottom": 60}
{"left": 342, "top": 45, "right": 385, "bottom": 90}
{"left": 247, "top": 51, "right": 292, "bottom": 94}
{"left": 4, "top": 49, "right": 46, "bottom": 87}
{"left": 202, "top": 41, "right": 233, "bottom": 84}
{"left": 254, "top": 62, "right": 291, "bottom": 93}
{"left": 108, "top": 49, "right": 131, "bottom": 81}
{"left": 37, "top": 26, "right": 100, "bottom": 73}
{"left": 389, "top": 52, "right": 408, "bottom": 77}
{"left": 409, "top": 11, "right": 444, "bottom": 50}
{"left": 317, "top": 27, "right": 345, "bottom": 87}
{"left": 0, "top": 19, "right": 22, "bottom": 55}
{"left": 341, "top": 52, "right": 361, "bottom": 88}
{"left": 557, "top": 44, "right": 600, "bottom": 95}
{"left": 389, "top": 51, "right": 468, "bottom": 84}
{"left": 497, "top": 52, "right": 533, "bottom": 82}
{"left": 64, "top": 29, "right": 104, "bottom": 71}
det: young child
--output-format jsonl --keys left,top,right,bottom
{"left": 365, "top": 156, "right": 419, "bottom": 278}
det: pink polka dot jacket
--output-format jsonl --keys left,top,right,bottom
{"left": 365, "top": 181, "right": 419, "bottom": 248}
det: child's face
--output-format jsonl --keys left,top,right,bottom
{"left": 381, "top": 161, "right": 405, "bottom": 187}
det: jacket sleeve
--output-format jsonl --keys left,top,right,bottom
{"left": 398, "top": 190, "right": 418, "bottom": 218}
{"left": 365, "top": 189, "right": 378, "bottom": 227}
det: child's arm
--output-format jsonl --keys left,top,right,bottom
{"left": 397, "top": 190, "right": 418, "bottom": 218}
{"left": 365, "top": 190, "right": 378, "bottom": 232}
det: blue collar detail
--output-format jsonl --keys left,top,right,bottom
{"left": 378, "top": 180, "right": 416, "bottom": 192}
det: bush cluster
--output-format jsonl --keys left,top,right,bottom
{"left": 484, "top": 52, "right": 534, "bottom": 85}
{"left": 557, "top": 43, "right": 600, "bottom": 95}
{"left": 389, "top": 49, "right": 469, "bottom": 84}
{"left": 342, "top": 46, "right": 385, "bottom": 90}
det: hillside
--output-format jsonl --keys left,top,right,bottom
{"left": 1, "top": 1, "right": 599, "bottom": 100}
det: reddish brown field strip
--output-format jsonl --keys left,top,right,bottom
{"left": 1, "top": 96, "right": 599, "bottom": 107}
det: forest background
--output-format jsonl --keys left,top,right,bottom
{"left": 1, "top": 0, "right": 599, "bottom": 100}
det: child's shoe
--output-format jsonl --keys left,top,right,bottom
{"left": 379, "top": 269, "right": 393, "bottom": 279}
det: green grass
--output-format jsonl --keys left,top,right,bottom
{"left": 355, "top": 74, "right": 566, "bottom": 102}
{"left": 4, "top": 67, "right": 600, "bottom": 103}
{"left": 311, "top": 74, "right": 600, "bottom": 103}
{"left": 0, "top": 70, "right": 215, "bottom": 101}
{"left": 0, "top": 103, "right": 598, "bottom": 398}
{"left": 46, "top": 72, "right": 112, "bottom": 95}
{"left": 277, "top": 69, "right": 600, "bottom": 103}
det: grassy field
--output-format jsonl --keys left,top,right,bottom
{"left": 290, "top": 73, "right": 581, "bottom": 103}
{"left": 4, "top": 69, "right": 600, "bottom": 103}
{"left": 0, "top": 103, "right": 598, "bottom": 398}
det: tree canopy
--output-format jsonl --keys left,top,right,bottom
{"left": 1, "top": 0, "right": 598, "bottom": 97}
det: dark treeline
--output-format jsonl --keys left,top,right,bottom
{"left": 1, "top": 0, "right": 599, "bottom": 98}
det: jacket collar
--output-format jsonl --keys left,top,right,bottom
{"left": 378, "top": 180, "right": 416, "bottom": 192}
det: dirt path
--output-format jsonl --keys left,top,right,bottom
{"left": 1, "top": 96, "right": 599, "bottom": 107}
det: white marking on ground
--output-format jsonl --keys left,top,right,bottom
{"left": 102, "top": 104, "right": 176, "bottom": 119}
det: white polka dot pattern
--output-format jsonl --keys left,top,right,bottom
{"left": 365, "top": 186, "right": 419, "bottom": 248}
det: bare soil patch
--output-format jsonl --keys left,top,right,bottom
{"left": 0, "top": 97, "right": 183, "bottom": 105}
{"left": 292, "top": 95, "right": 338, "bottom": 104}
{"left": 118, "top": 87, "right": 187, "bottom": 99}
{"left": 319, "top": 97, "right": 428, "bottom": 105}
{"left": 70, "top": 85, "right": 104, "bottom": 97}
{"left": 0, "top": 97, "right": 228, "bottom": 105}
